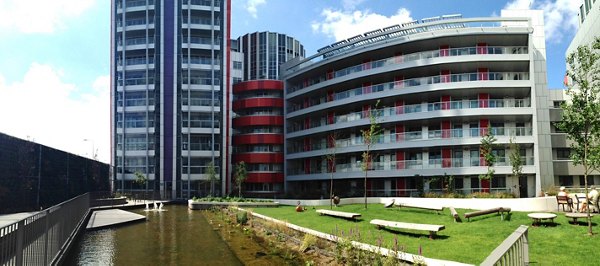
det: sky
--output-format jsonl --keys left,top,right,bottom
{"left": 0, "top": 0, "right": 582, "bottom": 163}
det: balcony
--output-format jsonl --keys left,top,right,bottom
{"left": 287, "top": 98, "right": 531, "bottom": 134}
{"left": 287, "top": 46, "right": 528, "bottom": 94}
{"left": 287, "top": 127, "right": 533, "bottom": 155}
{"left": 287, "top": 72, "right": 530, "bottom": 114}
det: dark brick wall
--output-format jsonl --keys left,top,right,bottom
{"left": 0, "top": 132, "right": 110, "bottom": 214}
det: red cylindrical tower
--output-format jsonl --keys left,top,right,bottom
{"left": 232, "top": 80, "right": 284, "bottom": 196}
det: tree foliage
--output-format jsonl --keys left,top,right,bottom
{"left": 479, "top": 126, "right": 497, "bottom": 181}
{"left": 234, "top": 161, "right": 248, "bottom": 198}
{"left": 361, "top": 100, "right": 382, "bottom": 209}
{"left": 558, "top": 37, "right": 600, "bottom": 236}
{"left": 509, "top": 137, "right": 523, "bottom": 186}
{"left": 206, "top": 161, "right": 218, "bottom": 197}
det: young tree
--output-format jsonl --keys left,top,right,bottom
{"left": 134, "top": 171, "right": 148, "bottom": 202}
{"left": 479, "top": 125, "right": 497, "bottom": 186}
{"left": 206, "top": 161, "right": 217, "bottom": 197}
{"left": 558, "top": 37, "right": 600, "bottom": 236}
{"left": 324, "top": 132, "right": 338, "bottom": 209}
{"left": 509, "top": 137, "right": 523, "bottom": 196}
{"left": 361, "top": 101, "right": 382, "bottom": 209}
{"left": 234, "top": 161, "right": 248, "bottom": 198}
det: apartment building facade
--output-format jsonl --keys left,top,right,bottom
{"left": 281, "top": 10, "right": 554, "bottom": 198}
{"left": 110, "top": 0, "right": 231, "bottom": 198}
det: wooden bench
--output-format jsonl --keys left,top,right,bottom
{"left": 464, "top": 207, "right": 511, "bottom": 221}
{"left": 370, "top": 219, "right": 445, "bottom": 239}
{"left": 449, "top": 207, "right": 460, "bottom": 222}
{"left": 316, "top": 209, "right": 361, "bottom": 220}
{"left": 556, "top": 195, "right": 573, "bottom": 212}
{"left": 396, "top": 203, "right": 444, "bottom": 214}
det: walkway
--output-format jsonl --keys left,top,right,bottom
{"left": 86, "top": 209, "right": 146, "bottom": 230}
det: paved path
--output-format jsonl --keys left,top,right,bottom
{"left": 86, "top": 209, "right": 146, "bottom": 230}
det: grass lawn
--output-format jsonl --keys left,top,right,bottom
{"left": 250, "top": 204, "right": 599, "bottom": 265}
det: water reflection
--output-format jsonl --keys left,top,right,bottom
{"left": 67, "top": 205, "right": 242, "bottom": 265}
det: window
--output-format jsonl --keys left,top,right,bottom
{"left": 556, "top": 148, "right": 571, "bottom": 160}
{"left": 580, "top": 176, "right": 595, "bottom": 186}
{"left": 233, "top": 61, "right": 243, "bottom": 69}
{"left": 492, "top": 176, "right": 506, "bottom": 188}
{"left": 553, "top": 101, "right": 564, "bottom": 108}
{"left": 559, "top": 176, "right": 574, "bottom": 187}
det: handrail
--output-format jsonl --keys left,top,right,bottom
{"left": 481, "top": 225, "right": 529, "bottom": 265}
{"left": 0, "top": 193, "right": 91, "bottom": 266}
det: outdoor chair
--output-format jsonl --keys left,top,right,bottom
{"left": 556, "top": 195, "right": 572, "bottom": 212}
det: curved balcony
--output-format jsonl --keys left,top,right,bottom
{"left": 287, "top": 127, "right": 533, "bottom": 156}
{"left": 233, "top": 134, "right": 284, "bottom": 145}
{"left": 288, "top": 71, "right": 529, "bottom": 114}
{"left": 233, "top": 115, "right": 283, "bottom": 127}
{"left": 287, "top": 46, "right": 528, "bottom": 95}
{"left": 234, "top": 153, "right": 284, "bottom": 164}
{"left": 233, "top": 80, "right": 283, "bottom": 93}
{"left": 287, "top": 156, "right": 536, "bottom": 180}
{"left": 287, "top": 98, "right": 531, "bottom": 135}
{"left": 232, "top": 98, "right": 283, "bottom": 111}
{"left": 246, "top": 172, "right": 284, "bottom": 183}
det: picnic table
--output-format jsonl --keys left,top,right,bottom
{"left": 527, "top": 212, "right": 557, "bottom": 226}
{"left": 565, "top": 212, "right": 595, "bottom": 224}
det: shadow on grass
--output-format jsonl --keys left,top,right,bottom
{"left": 377, "top": 227, "right": 450, "bottom": 240}
{"left": 390, "top": 207, "right": 442, "bottom": 215}
{"left": 465, "top": 214, "right": 507, "bottom": 222}
{"left": 569, "top": 221, "right": 597, "bottom": 226}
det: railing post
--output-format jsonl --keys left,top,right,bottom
{"left": 523, "top": 228, "right": 529, "bottom": 265}
{"left": 15, "top": 220, "right": 24, "bottom": 266}
{"left": 44, "top": 209, "right": 50, "bottom": 265}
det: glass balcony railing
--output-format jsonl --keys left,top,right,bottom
{"left": 287, "top": 46, "right": 528, "bottom": 94}
{"left": 287, "top": 156, "right": 535, "bottom": 175}
{"left": 287, "top": 97, "right": 531, "bottom": 133}
{"left": 287, "top": 127, "right": 533, "bottom": 154}
{"left": 182, "top": 0, "right": 221, "bottom": 7}
{"left": 288, "top": 71, "right": 530, "bottom": 113}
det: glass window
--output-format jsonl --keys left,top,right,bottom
{"left": 559, "top": 176, "right": 574, "bottom": 187}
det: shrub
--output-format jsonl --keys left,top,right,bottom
{"left": 236, "top": 211, "right": 248, "bottom": 225}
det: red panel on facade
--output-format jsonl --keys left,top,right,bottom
{"left": 327, "top": 157, "right": 335, "bottom": 173}
{"left": 480, "top": 118, "right": 489, "bottom": 137}
{"left": 478, "top": 93, "right": 489, "bottom": 108}
{"left": 234, "top": 153, "right": 284, "bottom": 164}
{"left": 394, "top": 75, "right": 404, "bottom": 88}
{"left": 233, "top": 116, "right": 283, "bottom": 127}
{"left": 481, "top": 179, "right": 490, "bottom": 193}
{"left": 476, "top": 43, "right": 488, "bottom": 54}
{"left": 440, "top": 70, "right": 450, "bottom": 83}
{"left": 232, "top": 80, "right": 283, "bottom": 93}
{"left": 304, "top": 138, "right": 311, "bottom": 152}
{"left": 442, "top": 148, "right": 451, "bottom": 168}
{"left": 441, "top": 120, "right": 451, "bottom": 138}
{"left": 304, "top": 117, "right": 310, "bottom": 129}
{"left": 478, "top": 68, "right": 489, "bottom": 81}
{"left": 362, "top": 82, "right": 372, "bottom": 94}
{"left": 396, "top": 124, "right": 404, "bottom": 141}
{"left": 232, "top": 98, "right": 283, "bottom": 110}
{"left": 362, "top": 59, "right": 372, "bottom": 70}
{"left": 327, "top": 133, "right": 335, "bottom": 148}
{"left": 363, "top": 105, "right": 371, "bottom": 118}
{"left": 326, "top": 69, "right": 334, "bottom": 80}
{"left": 232, "top": 134, "right": 283, "bottom": 145}
{"left": 328, "top": 111, "right": 335, "bottom": 125}
{"left": 245, "top": 173, "right": 284, "bottom": 183}
{"left": 441, "top": 95, "right": 451, "bottom": 110}
{"left": 440, "top": 45, "right": 449, "bottom": 56}
{"left": 396, "top": 150, "right": 405, "bottom": 169}
{"left": 327, "top": 90, "right": 334, "bottom": 102}
{"left": 395, "top": 100, "right": 404, "bottom": 114}
{"left": 394, "top": 52, "right": 403, "bottom": 63}
{"left": 396, "top": 178, "right": 405, "bottom": 196}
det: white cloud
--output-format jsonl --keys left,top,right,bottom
{"left": 312, "top": 8, "right": 413, "bottom": 41}
{"left": 0, "top": 0, "right": 95, "bottom": 33}
{"left": 246, "top": 0, "right": 266, "bottom": 19}
{"left": 504, "top": 0, "right": 579, "bottom": 42}
{"left": 0, "top": 63, "right": 109, "bottom": 163}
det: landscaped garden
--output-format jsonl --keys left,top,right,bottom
{"left": 250, "top": 204, "right": 599, "bottom": 265}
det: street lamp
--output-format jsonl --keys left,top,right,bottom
{"left": 83, "top": 139, "right": 96, "bottom": 160}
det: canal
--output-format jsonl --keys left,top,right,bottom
{"left": 65, "top": 205, "right": 291, "bottom": 265}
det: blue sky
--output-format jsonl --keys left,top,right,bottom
{"left": 0, "top": 0, "right": 581, "bottom": 163}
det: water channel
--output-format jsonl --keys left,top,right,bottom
{"left": 65, "top": 205, "right": 290, "bottom": 265}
